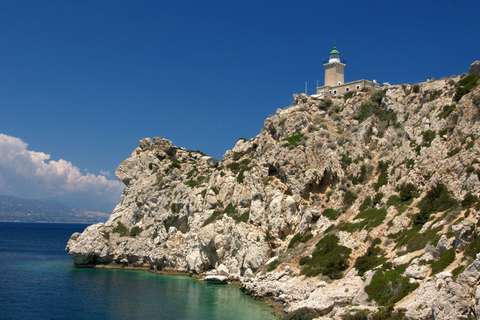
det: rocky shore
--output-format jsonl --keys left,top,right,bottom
{"left": 67, "top": 62, "right": 480, "bottom": 319}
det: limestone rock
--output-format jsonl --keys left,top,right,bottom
{"left": 470, "top": 61, "right": 480, "bottom": 75}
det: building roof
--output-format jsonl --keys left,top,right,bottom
{"left": 330, "top": 47, "right": 340, "bottom": 55}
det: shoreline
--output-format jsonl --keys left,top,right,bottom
{"left": 81, "top": 263, "right": 283, "bottom": 318}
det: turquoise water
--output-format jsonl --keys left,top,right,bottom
{"left": 0, "top": 222, "right": 276, "bottom": 320}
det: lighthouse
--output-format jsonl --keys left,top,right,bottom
{"left": 324, "top": 47, "right": 346, "bottom": 87}
{"left": 316, "top": 46, "right": 383, "bottom": 96}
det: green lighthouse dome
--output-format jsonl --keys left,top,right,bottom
{"left": 330, "top": 47, "right": 340, "bottom": 55}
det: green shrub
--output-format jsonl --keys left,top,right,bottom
{"left": 371, "top": 307, "right": 408, "bottom": 320}
{"left": 354, "top": 239, "right": 387, "bottom": 276}
{"left": 340, "top": 154, "right": 353, "bottom": 169}
{"left": 359, "top": 196, "right": 372, "bottom": 211}
{"left": 170, "top": 158, "right": 181, "bottom": 169}
{"left": 464, "top": 236, "right": 480, "bottom": 261}
{"left": 233, "top": 151, "right": 245, "bottom": 161}
{"left": 236, "top": 211, "right": 249, "bottom": 223}
{"left": 129, "top": 226, "right": 143, "bottom": 237}
{"left": 350, "top": 164, "right": 368, "bottom": 185}
{"left": 421, "top": 130, "right": 436, "bottom": 147}
{"left": 412, "top": 84, "right": 421, "bottom": 93}
{"left": 452, "top": 265, "right": 465, "bottom": 280}
{"left": 322, "top": 208, "right": 339, "bottom": 220}
{"left": 202, "top": 211, "right": 222, "bottom": 227}
{"left": 453, "top": 74, "right": 480, "bottom": 102}
{"left": 373, "top": 192, "right": 384, "bottom": 206}
{"left": 374, "top": 161, "right": 390, "bottom": 191}
{"left": 267, "top": 259, "right": 280, "bottom": 272}
{"left": 318, "top": 98, "right": 333, "bottom": 111}
{"left": 344, "top": 208, "right": 387, "bottom": 232}
{"left": 438, "top": 104, "right": 456, "bottom": 119}
{"left": 399, "top": 183, "right": 418, "bottom": 202}
{"left": 414, "top": 183, "right": 458, "bottom": 226}
{"left": 282, "top": 307, "right": 319, "bottom": 320}
{"left": 448, "top": 147, "right": 462, "bottom": 157}
{"left": 473, "top": 94, "right": 480, "bottom": 107}
{"left": 341, "top": 310, "right": 370, "bottom": 320}
{"left": 342, "top": 307, "right": 408, "bottom": 320}
{"left": 112, "top": 222, "right": 128, "bottom": 237}
{"left": 393, "top": 225, "right": 441, "bottom": 253}
{"left": 462, "top": 192, "right": 479, "bottom": 208}
{"left": 365, "top": 266, "right": 419, "bottom": 306}
{"left": 283, "top": 133, "right": 304, "bottom": 147}
{"left": 344, "top": 190, "right": 358, "bottom": 208}
{"left": 406, "top": 158, "right": 415, "bottom": 168}
{"left": 428, "top": 89, "right": 442, "bottom": 101}
{"left": 237, "top": 166, "right": 252, "bottom": 183}
{"left": 186, "top": 179, "right": 199, "bottom": 188}
{"left": 186, "top": 167, "right": 198, "bottom": 179}
{"left": 430, "top": 248, "right": 455, "bottom": 274}
{"left": 288, "top": 231, "right": 313, "bottom": 248}
{"left": 386, "top": 195, "right": 402, "bottom": 207}
{"left": 343, "top": 90, "right": 356, "bottom": 100}
{"left": 301, "top": 235, "right": 352, "bottom": 279}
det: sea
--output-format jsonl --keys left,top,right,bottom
{"left": 0, "top": 222, "right": 277, "bottom": 320}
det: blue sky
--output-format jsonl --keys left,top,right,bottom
{"left": 0, "top": 1, "right": 479, "bottom": 212}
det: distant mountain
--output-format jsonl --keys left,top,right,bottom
{"left": 0, "top": 195, "right": 110, "bottom": 223}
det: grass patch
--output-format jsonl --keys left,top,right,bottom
{"left": 301, "top": 234, "right": 352, "bottom": 279}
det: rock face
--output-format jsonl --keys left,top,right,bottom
{"left": 67, "top": 69, "right": 480, "bottom": 319}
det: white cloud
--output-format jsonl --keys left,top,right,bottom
{"left": 99, "top": 170, "right": 111, "bottom": 177}
{"left": 0, "top": 133, "right": 124, "bottom": 211}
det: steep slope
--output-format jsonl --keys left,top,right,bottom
{"left": 67, "top": 64, "right": 480, "bottom": 319}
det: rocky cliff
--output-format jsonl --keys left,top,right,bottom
{"left": 67, "top": 62, "right": 480, "bottom": 319}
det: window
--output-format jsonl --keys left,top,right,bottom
{"left": 356, "top": 85, "right": 360, "bottom": 90}
{"left": 345, "top": 87, "right": 350, "bottom": 92}
{"left": 329, "top": 90, "right": 332, "bottom": 93}
{"left": 333, "top": 90, "right": 337, "bottom": 94}
{"left": 320, "top": 91, "right": 324, "bottom": 94}
{"left": 338, "top": 82, "right": 342, "bottom": 85}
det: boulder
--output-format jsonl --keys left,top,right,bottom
{"left": 205, "top": 275, "right": 228, "bottom": 284}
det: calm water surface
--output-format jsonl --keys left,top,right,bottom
{"left": 0, "top": 222, "right": 276, "bottom": 320}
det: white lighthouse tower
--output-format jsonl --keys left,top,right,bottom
{"left": 324, "top": 47, "right": 346, "bottom": 87}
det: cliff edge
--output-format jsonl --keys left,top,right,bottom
{"left": 67, "top": 63, "right": 480, "bottom": 319}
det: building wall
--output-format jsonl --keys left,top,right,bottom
{"left": 316, "top": 79, "right": 382, "bottom": 96}
{"left": 324, "top": 63, "right": 345, "bottom": 87}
